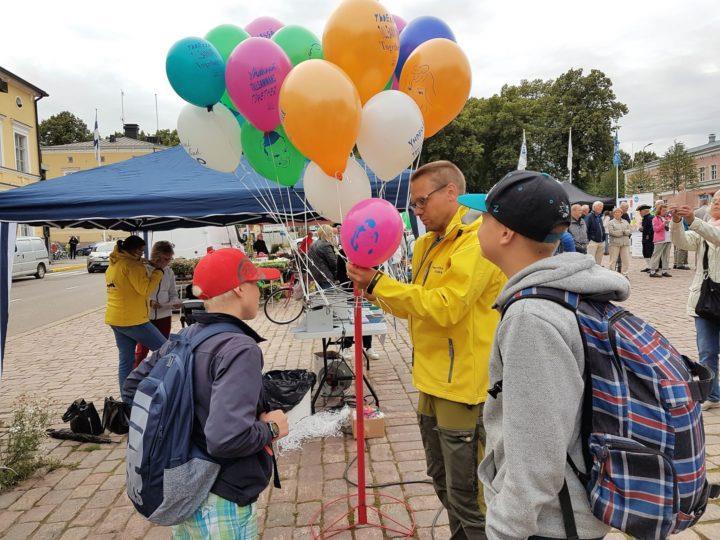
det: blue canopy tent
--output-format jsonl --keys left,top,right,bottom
{"left": 0, "top": 146, "right": 412, "bottom": 373}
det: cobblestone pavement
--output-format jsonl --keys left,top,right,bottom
{"left": 1, "top": 256, "right": 719, "bottom": 539}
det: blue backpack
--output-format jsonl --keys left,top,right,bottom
{"left": 501, "top": 287, "right": 719, "bottom": 540}
{"left": 125, "top": 323, "right": 240, "bottom": 525}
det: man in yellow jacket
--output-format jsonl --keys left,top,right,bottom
{"left": 348, "top": 161, "right": 505, "bottom": 539}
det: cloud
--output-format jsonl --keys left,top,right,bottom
{"left": 1, "top": 0, "right": 717, "bottom": 157}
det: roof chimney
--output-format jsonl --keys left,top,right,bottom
{"left": 123, "top": 123, "right": 139, "bottom": 140}
{"left": 710, "top": 133, "right": 717, "bottom": 144}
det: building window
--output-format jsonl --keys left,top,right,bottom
{"left": 700, "top": 167, "right": 706, "bottom": 182}
{"left": 67, "top": 156, "right": 73, "bottom": 163}
{"left": 14, "top": 132, "right": 28, "bottom": 173}
{"left": 713, "top": 165, "right": 718, "bottom": 181}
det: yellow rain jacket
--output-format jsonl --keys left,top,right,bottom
{"left": 371, "top": 207, "right": 505, "bottom": 404}
{"left": 105, "top": 248, "right": 163, "bottom": 327}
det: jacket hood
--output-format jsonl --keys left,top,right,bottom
{"left": 496, "top": 252, "right": 630, "bottom": 308}
{"left": 109, "top": 246, "right": 139, "bottom": 265}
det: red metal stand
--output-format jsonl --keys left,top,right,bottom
{"left": 308, "top": 286, "right": 415, "bottom": 538}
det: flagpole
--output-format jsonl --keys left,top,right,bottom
{"left": 94, "top": 109, "right": 101, "bottom": 167}
{"left": 154, "top": 93, "right": 159, "bottom": 136}
{"left": 567, "top": 128, "right": 573, "bottom": 184}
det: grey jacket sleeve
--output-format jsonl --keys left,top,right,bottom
{"left": 204, "top": 340, "right": 273, "bottom": 459}
{"left": 486, "top": 311, "right": 584, "bottom": 540}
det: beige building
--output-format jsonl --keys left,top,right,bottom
{"left": 42, "top": 125, "right": 165, "bottom": 244}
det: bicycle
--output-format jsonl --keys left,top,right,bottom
{"left": 263, "top": 263, "right": 306, "bottom": 324}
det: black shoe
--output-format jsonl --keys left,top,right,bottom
{"left": 649, "top": 272, "right": 661, "bottom": 278}
{"left": 673, "top": 265, "right": 678, "bottom": 269}
{"left": 679, "top": 265, "right": 691, "bottom": 270}
{"left": 662, "top": 272, "right": 672, "bottom": 277}
{"left": 641, "top": 268, "right": 651, "bottom": 273}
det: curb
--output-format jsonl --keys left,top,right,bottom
{"left": 7, "top": 307, "right": 105, "bottom": 342}
{"left": 49, "top": 264, "right": 86, "bottom": 273}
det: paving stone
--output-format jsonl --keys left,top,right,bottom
{"left": 58, "top": 526, "right": 92, "bottom": 540}
{"left": 0, "top": 510, "right": 22, "bottom": 533}
{"left": 37, "top": 488, "right": 73, "bottom": 506}
{"left": 47, "top": 499, "right": 84, "bottom": 523}
{"left": 122, "top": 512, "right": 153, "bottom": 537}
{"left": 263, "top": 527, "right": 295, "bottom": 540}
{"left": 33, "top": 522, "right": 67, "bottom": 540}
{"left": 0, "top": 490, "right": 23, "bottom": 510}
{"left": 71, "top": 483, "right": 100, "bottom": 499}
{"left": 93, "top": 506, "right": 133, "bottom": 533}
{"left": 3, "top": 521, "right": 41, "bottom": 539}
{"left": 17, "top": 503, "right": 56, "bottom": 523}
{"left": 85, "top": 488, "right": 120, "bottom": 509}
{"left": 71, "top": 507, "right": 107, "bottom": 527}
{"left": 9, "top": 486, "right": 51, "bottom": 511}
{"left": 55, "top": 469, "right": 92, "bottom": 490}
{"left": 265, "top": 502, "right": 296, "bottom": 527}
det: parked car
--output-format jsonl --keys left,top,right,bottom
{"left": 13, "top": 237, "right": 49, "bottom": 280}
{"left": 75, "top": 245, "right": 94, "bottom": 257}
{"left": 87, "top": 241, "right": 116, "bottom": 273}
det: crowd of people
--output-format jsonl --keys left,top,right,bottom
{"left": 100, "top": 160, "right": 720, "bottom": 538}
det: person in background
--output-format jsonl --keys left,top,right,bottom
{"left": 602, "top": 210, "right": 612, "bottom": 256}
{"left": 585, "top": 201, "right": 607, "bottom": 265}
{"left": 581, "top": 204, "right": 590, "bottom": 218}
{"left": 68, "top": 235, "right": 79, "bottom": 259}
{"left": 650, "top": 202, "right": 673, "bottom": 278}
{"left": 124, "top": 248, "right": 288, "bottom": 538}
{"left": 671, "top": 195, "right": 720, "bottom": 410}
{"left": 607, "top": 207, "right": 632, "bottom": 275}
{"left": 105, "top": 235, "right": 167, "bottom": 397}
{"left": 620, "top": 201, "right": 631, "bottom": 223}
{"left": 695, "top": 198, "right": 710, "bottom": 221}
{"left": 134, "top": 241, "right": 181, "bottom": 367}
{"left": 307, "top": 224, "right": 337, "bottom": 289}
{"left": 568, "top": 204, "right": 588, "bottom": 254}
{"left": 638, "top": 204, "right": 654, "bottom": 272}
{"left": 298, "top": 230, "right": 313, "bottom": 254}
{"left": 348, "top": 161, "right": 506, "bottom": 538}
{"left": 253, "top": 233, "right": 269, "bottom": 256}
{"left": 554, "top": 231, "right": 576, "bottom": 255}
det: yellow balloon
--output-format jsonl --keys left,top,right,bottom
{"left": 280, "top": 60, "right": 362, "bottom": 179}
{"left": 323, "top": 0, "right": 399, "bottom": 104}
{"left": 399, "top": 38, "right": 471, "bottom": 138}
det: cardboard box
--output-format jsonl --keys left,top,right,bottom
{"left": 351, "top": 408, "right": 386, "bottom": 439}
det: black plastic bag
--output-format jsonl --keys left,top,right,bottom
{"left": 263, "top": 370, "right": 317, "bottom": 412}
{"left": 62, "top": 399, "right": 103, "bottom": 436}
{"left": 102, "top": 397, "right": 130, "bottom": 435}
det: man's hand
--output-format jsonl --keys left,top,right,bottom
{"left": 674, "top": 205, "right": 695, "bottom": 225}
{"left": 260, "top": 410, "right": 289, "bottom": 440}
{"left": 347, "top": 263, "right": 378, "bottom": 291}
{"left": 171, "top": 300, "right": 183, "bottom": 309}
{"left": 149, "top": 300, "right": 160, "bottom": 308}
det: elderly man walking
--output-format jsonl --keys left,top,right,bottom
{"left": 585, "top": 201, "right": 607, "bottom": 265}
{"left": 348, "top": 161, "right": 505, "bottom": 539}
{"left": 569, "top": 204, "right": 588, "bottom": 254}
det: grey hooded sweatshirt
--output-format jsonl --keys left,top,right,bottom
{"left": 479, "top": 252, "right": 629, "bottom": 540}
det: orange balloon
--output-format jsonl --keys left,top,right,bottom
{"left": 280, "top": 59, "right": 362, "bottom": 179}
{"left": 399, "top": 38, "right": 471, "bottom": 138}
{"left": 323, "top": 0, "right": 399, "bottom": 104}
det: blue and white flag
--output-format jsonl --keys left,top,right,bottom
{"left": 93, "top": 110, "right": 100, "bottom": 165}
{"left": 612, "top": 132, "right": 621, "bottom": 167}
{"left": 517, "top": 129, "right": 528, "bottom": 170}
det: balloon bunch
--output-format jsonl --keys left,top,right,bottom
{"left": 166, "top": 0, "right": 471, "bottom": 224}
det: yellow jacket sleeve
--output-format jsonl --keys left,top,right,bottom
{"left": 372, "top": 243, "right": 497, "bottom": 328}
{"left": 127, "top": 265, "right": 163, "bottom": 299}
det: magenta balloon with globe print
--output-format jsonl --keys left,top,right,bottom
{"left": 341, "top": 199, "right": 404, "bottom": 268}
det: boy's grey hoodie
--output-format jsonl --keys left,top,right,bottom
{"left": 479, "top": 252, "right": 629, "bottom": 540}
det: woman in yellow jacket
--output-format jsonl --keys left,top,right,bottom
{"left": 105, "top": 236, "right": 166, "bottom": 397}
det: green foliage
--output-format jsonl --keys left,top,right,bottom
{"left": 39, "top": 112, "right": 92, "bottom": 147}
{"left": 657, "top": 142, "right": 698, "bottom": 194}
{"left": 155, "top": 129, "right": 180, "bottom": 146}
{"left": 632, "top": 150, "right": 659, "bottom": 167}
{"left": 422, "top": 68, "right": 628, "bottom": 192}
{"left": 0, "top": 396, "right": 58, "bottom": 491}
{"left": 170, "top": 258, "right": 200, "bottom": 280}
{"left": 626, "top": 165, "right": 658, "bottom": 195}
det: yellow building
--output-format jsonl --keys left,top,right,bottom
{"left": 0, "top": 67, "right": 48, "bottom": 236}
{"left": 42, "top": 125, "right": 165, "bottom": 244}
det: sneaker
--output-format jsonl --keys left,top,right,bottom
{"left": 641, "top": 268, "right": 651, "bottom": 273}
{"left": 662, "top": 272, "right": 672, "bottom": 277}
{"left": 365, "top": 348, "right": 380, "bottom": 360}
{"left": 702, "top": 401, "right": 720, "bottom": 412}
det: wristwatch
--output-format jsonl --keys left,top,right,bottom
{"left": 267, "top": 421, "right": 280, "bottom": 439}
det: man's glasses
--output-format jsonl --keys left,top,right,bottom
{"left": 409, "top": 184, "right": 448, "bottom": 210}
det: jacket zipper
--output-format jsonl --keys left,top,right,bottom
{"left": 447, "top": 338, "right": 455, "bottom": 382}
{"left": 413, "top": 235, "right": 444, "bottom": 285}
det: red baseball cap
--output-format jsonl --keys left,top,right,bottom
{"left": 192, "top": 248, "right": 280, "bottom": 300}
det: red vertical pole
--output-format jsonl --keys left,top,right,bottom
{"left": 354, "top": 285, "right": 367, "bottom": 524}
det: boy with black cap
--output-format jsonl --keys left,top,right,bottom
{"left": 460, "top": 171, "right": 628, "bottom": 540}
{"left": 124, "top": 248, "right": 288, "bottom": 538}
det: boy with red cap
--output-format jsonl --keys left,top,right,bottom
{"left": 123, "top": 248, "right": 288, "bottom": 538}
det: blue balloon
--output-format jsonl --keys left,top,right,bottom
{"left": 395, "top": 16, "right": 456, "bottom": 79}
{"left": 232, "top": 110, "right": 247, "bottom": 127}
{"left": 166, "top": 37, "right": 225, "bottom": 108}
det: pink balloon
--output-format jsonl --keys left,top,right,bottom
{"left": 225, "top": 37, "right": 292, "bottom": 132}
{"left": 245, "top": 16, "right": 284, "bottom": 39}
{"left": 393, "top": 15, "right": 407, "bottom": 35}
{"left": 341, "top": 198, "right": 404, "bottom": 268}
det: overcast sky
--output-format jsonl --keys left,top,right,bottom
{"left": 3, "top": 0, "right": 718, "bottom": 159}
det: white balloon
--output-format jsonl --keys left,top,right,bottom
{"left": 356, "top": 90, "right": 424, "bottom": 182}
{"left": 177, "top": 103, "right": 242, "bottom": 173}
{"left": 304, "top": 158, "right": 372, "bottom": 223}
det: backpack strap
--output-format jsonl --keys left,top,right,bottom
{"left": 501, "top": 287, "right": 580, "bottom": 317}
{"left": 188, "top": 323, "right": 244, "bottom": 350}
{"left": 684, "top": 357, "right": 715, "bottom": 403}
{"left": 558, "top": 481, "right": 580, "bottom": 540}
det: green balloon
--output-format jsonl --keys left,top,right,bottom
{"left": 241, "top": 124, "right": 306, "bottom": 187}
{"left": 205, "top": 24, "right": 250, "bottom": 61}
{"left": 272, "top": 25, "right": 323, "bottom": 66}
{"left": 383, "top": 76, "right": 393, "bottom": 91}
{"left": 220, "top": 90, "right": 238, "bottom": 113}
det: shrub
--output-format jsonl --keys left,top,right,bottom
{"left": 170, "top": 258, "right": 199, "bottom": 280}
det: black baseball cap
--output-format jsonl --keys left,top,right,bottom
{"left": 458, "top": 170, "right": 571, "bottom": 243}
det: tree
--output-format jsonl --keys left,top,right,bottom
{"left": 421, "top": 68, "right": 628, "bottom": 192}
{"left": 155, "top": 129, "right": 180, "bottom": 146}
{"left": 632, "top": 150, "right": 659, "bottom": 168}
{"left": 39, "top": 112, "right": 92, "bottom": 146}
{"left": 626, "top": 165, "right": 657, "bottom": 194}
{"left": 657, "top": 141, "right": 698, "bottom": 193}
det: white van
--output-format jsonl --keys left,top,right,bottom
{"left": 13, "top": 237, "right": 50, "bottom": 280}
